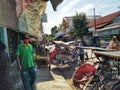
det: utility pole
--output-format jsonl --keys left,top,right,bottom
{"left": 93, "top": 8, "right": 96, "bottom": 31}
{"left": 93, "top": 8, "right": 97, "bottom": 46}
{"left": 118, "top": 6, "right": 120, "bottom": 10}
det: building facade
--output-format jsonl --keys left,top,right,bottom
{"left": 88, "top": 11, "right": 120, "bottom": 47}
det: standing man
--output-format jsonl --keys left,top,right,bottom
{"left": 77, "top": 39, "right": 85, "bottom": 64}
{"left": 16, "top": 34, "right": 36, "bottom": 90}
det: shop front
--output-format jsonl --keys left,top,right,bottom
{"left": 92, "top": 27, "right": 120, "bottom": 48}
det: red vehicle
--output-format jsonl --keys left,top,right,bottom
{"left": 47, "top": 43, "right": 71, "bottom": 70}
{"left": 72, "top": 63, "right": 96, "bottom": 88}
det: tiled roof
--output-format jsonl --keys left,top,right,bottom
{"left": 88, "top": 11, "right": 120, "bottom": 29}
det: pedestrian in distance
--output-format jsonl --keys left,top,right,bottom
{"left": 16, "top": 34, "right": 36, "bottom": 90}
{"left": 77, "top": 38, "right": 85, "bottom": 64}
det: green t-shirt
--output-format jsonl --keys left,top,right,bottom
{"left": 16, "top": 44, "right": 35, "bottom": 69}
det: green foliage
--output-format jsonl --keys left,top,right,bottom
{"left": 44, "top": 34, "right": 54, "bottom": 41}
{"left": 68, "top": 29, "right": 77, "bottom": 39}
{"left": 57, "top": 24, "right": 65, "bottom": 32}
{"left": 72, "top": 12, "right": 88, "bottom": 38}
{"left": 51, "top": 24, "right": 65, "bottom": 36}
{"left": 51, "top": 26, "right": 57, "bottom": 35}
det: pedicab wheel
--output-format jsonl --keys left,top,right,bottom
{"left": 102, "top": 80, "right": 120, "bottom": 90}
{"left": 90, "top": 82, "right": 101, "bottom": 90}
{"left": 59, "top": 57, "right": 71, "bottom": 68}
{"left": 48, "top": 65, "right": 51, "bottom": 70}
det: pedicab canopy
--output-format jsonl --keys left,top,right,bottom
{"left": 72, "top": 63, "right": 96, "bottom": 81}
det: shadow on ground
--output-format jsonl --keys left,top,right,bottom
{"left": 51, "top": 61, "right": 77, "bottom": 79}
{"left": 36, "top": 64, "right": 54, "bottom": 82}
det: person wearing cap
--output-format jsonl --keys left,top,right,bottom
{"left": 16, "top": 34, "right": 36, "bottom": 90}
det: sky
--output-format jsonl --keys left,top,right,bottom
{"left": 43, "top": 0, "right": 120, "bottom": 34}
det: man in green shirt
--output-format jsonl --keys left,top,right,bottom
{"left": 16, "top": 34, "right": 36, "bottom": 90}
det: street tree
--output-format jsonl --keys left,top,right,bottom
{"left": 51, "top": 26, "right": 58, "bottom": 35}
{"left": 72, "top": 12, "right": 88, "bottom": 39}
{"left": 57, "top": 24, "right": 65, "bottom": 32}
{"left": 44, "top": 34, "right": 54, "bottom": 41}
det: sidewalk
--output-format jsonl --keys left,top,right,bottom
{"left": 35, "top": 65, "right": 75, "bottom": 90}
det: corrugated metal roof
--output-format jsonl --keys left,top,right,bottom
{"left": 88, "top": 11, "right": 120, "bottom": 29}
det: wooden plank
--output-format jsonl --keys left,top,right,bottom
{"left": 83, "top": 76, "right": 93, "bottom": 90}
{"left": 94, "top": 51, "right": 120, "bottom": 58}
{"left": 66, "top": 79, "right": 77, "bottom": 90}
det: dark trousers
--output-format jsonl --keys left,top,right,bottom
{"left": 79, "top": 54, "right": 84, "bottom": 63}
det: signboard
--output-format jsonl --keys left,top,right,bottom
{"left": 41, "top": 13, "right": 47, "bottom": 22}
{"left": 88, "top": 27, "right": 95, "bottom": 32}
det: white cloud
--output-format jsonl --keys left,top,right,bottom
{"left": 76, "top": 4, "right": 94, "bottom": 13}
{"left": 43, "top": 0, "right": 119, "bottom": 34}
{"left": 44, "top": 0, "right": 82, "bottom": 34}
{"left": 59, "top": 0, "right": 82, "bottom": 14}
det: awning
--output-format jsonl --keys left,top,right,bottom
{"left": 54, "top": 32, "right": 64, "bottom": 39}
{"left": 93, "top": 28, "right": 120, "bottom": 37}
{"left": 50, "top": 0, "right": 63, "bottom": 11}
{"left": 18, "top": 0, "right": 47, "bottom": 36}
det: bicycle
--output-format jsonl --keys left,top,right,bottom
{"left": 89, "top": 61, "right": 120, "bottom": 90}
{"left": 72, "top": 57, "right": 120, "bottom": 90}
{"left": 89, "top": 53, "right": 120, "bottom": 90}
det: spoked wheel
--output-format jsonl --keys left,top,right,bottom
{"left": 102, "top": 80, "right": 120, "bottom": 90}
{"left": 89, "top": 82, "right": 101, "bottom": 90}
{"left": 58, "top": 57, "right": 71, "bottom": 69}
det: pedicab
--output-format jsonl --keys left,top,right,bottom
{"left": 46, "top": 41, "right": 71, "bottom": 70}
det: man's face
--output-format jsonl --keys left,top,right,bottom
{"left": 23, "top": 38, "right": 29, "bottom": 44}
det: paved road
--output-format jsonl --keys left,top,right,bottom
{"left": 10, "top": 49, "right": 97, "bottom": 90}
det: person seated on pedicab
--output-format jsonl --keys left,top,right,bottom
{"left": 107, "top": 36, "right": 120, "bottom": 51}
{"left": 72, "top": 62, "right": 97, "bottom": 88}
{"left": 70, "top": 46, "right": 78, "bottom": 62}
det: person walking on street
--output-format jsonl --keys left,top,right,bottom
{"left": 16, "top": 34, "right": 36, "bottom": 90}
